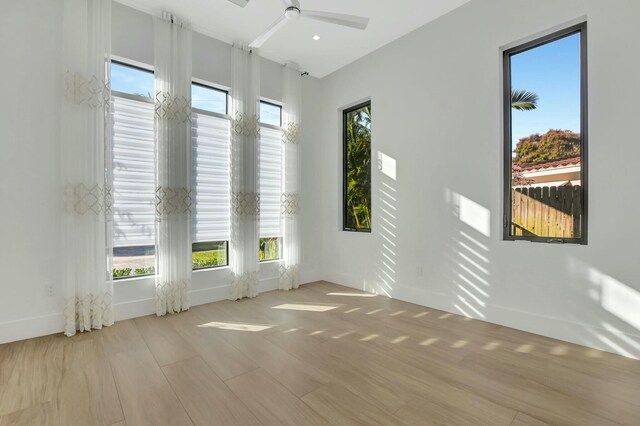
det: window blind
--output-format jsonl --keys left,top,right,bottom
{"left": 260, "top": 125, "right": 283, "bottom": 238}
{"left": 192, "top": 112, "right": 231, "bottom": 243}
{"left": 112, "top": 95, "right": 156, "bottom": 247}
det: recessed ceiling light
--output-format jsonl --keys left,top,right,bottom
{"left": 313, "top": 35, "right": 320, "bottom": 41}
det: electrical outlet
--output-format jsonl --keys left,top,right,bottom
{"left": 46, "top": 284, "right": 55, "bottom": 296}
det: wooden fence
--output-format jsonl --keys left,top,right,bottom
{"left": 512, "top": 185, "right": 582, "bottom": 238}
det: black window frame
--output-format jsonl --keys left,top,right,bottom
{"left": 110, "top": 59, "right": 157, "bottom": 280}
{"left": 502, "top": 22, "right": 588, "bottom": 245}
{"left": 192, "top": 80, "right": 229, "bottom": 116}
{"left": 259, "top": 100, "right": 283, "bottom": 127}
{"left": 110, "top": 59, "right": 155, "bottom": 100}
{"left": 343, "top": 100, "right": 372, "bottom": 233}
{"left": 190, "top": 80, "right": 231, "bottom": 271}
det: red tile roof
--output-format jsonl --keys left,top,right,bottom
{"left": 519, "top": 156, "right": 581, "bottom": 172}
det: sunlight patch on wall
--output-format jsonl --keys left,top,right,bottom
{"left": 377, "top": 151, "right": 396, "bottom": 180}
{"left": 452, "top": 192, "right": 491, "bottom": 237}
{"left": 600, "top": 275, "right": 640, "bottom": 331}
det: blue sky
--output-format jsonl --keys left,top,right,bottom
{"left": 111, "top": 62, "right": 281, "bottom": 124}
{"left": 510, "top": 32, "right": 581, "bottom": 149}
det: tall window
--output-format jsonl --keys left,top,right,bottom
{"left": 191, "top": 82, "right": 230, "bottom": 269}
{"left": 259, "top": 100, "right": 283, "bottom": 261}
{"left": 503, "top": 23, "right": 587, "bottom": 244}
{"left": 343, "top": 101, "right": 372, "bottom": 232}
{"left": 111, "top": 61, "right": 156, "bottom": 279}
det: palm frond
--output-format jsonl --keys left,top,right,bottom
{"left": 511, "top": 89, "right": 539, "bottom": 111}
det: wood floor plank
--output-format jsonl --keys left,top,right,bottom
{"left": 1, "top": 281, "right": 639, "bottom": 425}
{"left": 109, "top": 345, "right": 192, "bottom": 426}
{"left": 161, "top": 357, "right": 261, "bottom": 426}
{"left": 301, "top": 383, "right": 407, "bottom": 426}
{"left": 166, "top": 310, "right": 258, "bottom": 381}
{"left": 510, "top": 412, "right": 551, "bottom": 426}
{"left": 134, "top": 315, "right": 197, "bottom": 367}
{"left": 56, "top": 336, "right": 124, "bottom": 425}
{"left": 225, "top": 368, "right": 328, "bottom": 426}
{"left": 0, "top": 335, "right": 64, "bottom": 417}
{"left": 0, "top": 401, "right": 60, "bottom": 426}
{"left": 219, "top": 329, "right": 330, "bottom": 397}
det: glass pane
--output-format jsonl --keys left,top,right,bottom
{"left": 344, "top": 103, "right": 372, "bottom": 231}
{"left": 193, "top": 241, "right": 228, "bottom": 270}
{"left": 509, "top": 32, "right": 583, "bottom": 239}
{"left": 260, "top": 101, "right": 281, "bottom": 126}
{"left": 113, "top": 245, "right": 155, "bottom": 279}
{"left": 111, "top": 62, "right": 154, "bottom": 99}
{"left": 192, "top": 83, "right": 227, "bottom": 114}
{"left": 259, "top": 237, "right": 281, "bottom": 261}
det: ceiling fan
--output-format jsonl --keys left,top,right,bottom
{"left": 227, "top": 0, "right": 370, "bottom": 48}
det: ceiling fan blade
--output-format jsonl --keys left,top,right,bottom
{"left": 227, "top": 0, "right": 249, "bottom": 7}
{"left": 301, "top": 10, "right": 369, "bottom": 30}
{"left": 249, "top": 14, "right": 289, "bottom": 48}
{"left": 282, "top": 0, "right": 300, "bottom": 8}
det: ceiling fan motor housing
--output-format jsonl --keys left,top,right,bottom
{"left": 285, "top": 6, "right": 301, "bottom": 20}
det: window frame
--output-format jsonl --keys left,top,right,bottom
{"left": 343, "top": 100, "right": 372, "bottom": 233}
{"left": 259, "top": 237, "right": 282, "bottom": 263}
{"left": 258, "top": 99, "right": 284, "bottom": 261}
{"left": 502, "top": 22, "right": 588, "bottom": 245}
{"left": 110, "top": 59, "right": 157, "bottom": 281}
{"left": 110, "top": 59, "right": 155, "bottom": 103}
{"left": 259, "top": 100, "right": 283, "bottom": 128}
{"left": 191, "top": 79, "right": 232, "bottom": 271}
{"left": 191, "top": 79, "right": 230, "bottom": 117}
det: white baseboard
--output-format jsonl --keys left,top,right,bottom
{"left": 0, "top": 313, "right": 65, "bottom": 345}
{"left": 328, "top": 277, "right": 640, "bottom": 360}
{"left": 0, "top": 276, "right": 291, "bottom": 344}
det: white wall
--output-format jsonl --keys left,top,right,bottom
{"left": 312, "top": 0, "right": 640, "bottom": 359}
{"left": 0, "top": 0, "right": 64, "bottom": 342}
{"left": 0, "top": 1, "right": 322, "bottom": 343}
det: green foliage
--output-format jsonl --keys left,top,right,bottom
{"left": 134, "top": 266, "right": 155, "bottom": 275}
{"left": 345, "top": 105, "right": 371, "bottom": 230}
{"left": 192, "top": 249, "right": 227, "bottom": 269}
{"left": 514, "top": 129, "right": 581, "bottom": 165}
{"left": 511, "top": 89, "right": 539, "bottom": 111}
{"left": 112, "top": 268, "right": 132, "bottom": 278}
{"left": 259, "top": 238, "right": 280, "bottom": 261}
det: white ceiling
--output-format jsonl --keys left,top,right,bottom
{"left": 115, "top": 0, "right": 471, "bottom": 78}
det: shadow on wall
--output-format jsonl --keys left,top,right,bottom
{"left": 444, "top": 190, "right": 492, "bottom": 320}
{"left": 367, "top": 151, "right": 397, "bottom": 297}
{"left": 566, "top": 258, "right": 640, "bottom": 359}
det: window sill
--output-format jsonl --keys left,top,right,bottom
{"left": 193, "top": 265, "right": 230, "bottom": 273}
{"left": 114, "top": 274, "right": 155, "bottom": 284}
{"left": 259, "top": 259, "right": 282, "bottom": 264}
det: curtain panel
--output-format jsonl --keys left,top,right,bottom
{"left": 61, "top": 0, "right": 114, "bottom": 336}
{"left": 279, "top": 63, "right": 302, "bottom": 290}
{"left": 230, "top": 45, "right": 261, "bottom": 300}
{"left": 154, "top": 12, "right": 193, "bottom": 315}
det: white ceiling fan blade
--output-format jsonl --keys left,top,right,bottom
{"left": 249, "top": 14, "right": 289, "bottom": 48}
{"left": 227, "top": 0, "right": 249, "bottom": 7}
{"left": 301, "top": 10, "right": 369, "bottom": 30}
{"left": 282, "top": 0, "right": 300, "bottom": 8}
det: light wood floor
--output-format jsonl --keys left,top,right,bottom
{"left": 1, "top": 281, "right": 639, "bottom": 426}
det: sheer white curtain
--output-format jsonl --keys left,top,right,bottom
{"left": 61, "top": 0, "right": 113, "bottom": 336}
{"left": 279, "top": 63, "right": 302, "bottom": 290}
{"left": 154, "top": 12, "right": 192, "bottom": 315}
{"left": 230, "top": 45, "right": 260, "bottom": 300}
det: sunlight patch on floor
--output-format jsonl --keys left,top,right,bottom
{"left": 197, "top": 321, "right": 273, "bottom": 332}
{"left": 272, "top": 303, "right": 339, "bottom": 312}
{"left": 327, "top": 292, "right": 377, "bottom": 298}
